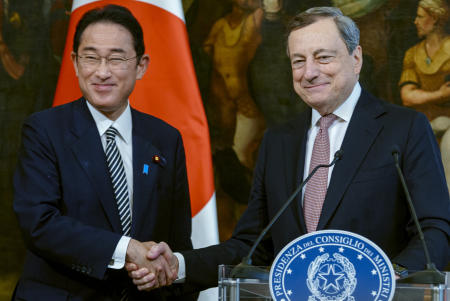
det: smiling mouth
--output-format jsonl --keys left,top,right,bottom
{"left": 304, "top": 83, "right": 328, "bottom": 89}
{"left": 92, "top": 83, "right": 115, "bottom": 91}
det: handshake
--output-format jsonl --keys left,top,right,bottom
{"left": 125, "top": 239, "right": 177, "bottom": 291}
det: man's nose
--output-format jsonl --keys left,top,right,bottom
{"left": 95, "top": 58, "right": 112, "bottom": 78}
{"left": 304, "top": 59, "right": 319, "bottom": 81}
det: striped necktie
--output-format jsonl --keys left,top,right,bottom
{"left": 105, "top": 126, "right": 131, "bottom": 236}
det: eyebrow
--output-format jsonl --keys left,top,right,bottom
{"left": 79, "top": 46, "right": 126, "bottom": 54}
{"left": 290, "top": 48, "right": 338, "bottom": 58}
{"left": 290, "top": 53, "right": 304, "bottom": 59}
{"left": 313, "top": 49, "right": 337, "bottom": 56}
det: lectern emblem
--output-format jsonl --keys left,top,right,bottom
{"left": 269, "top": 230, "right": 395, "bottom": 301}
{"left": 307, "top": 253, "right": 357, "bottom": 301}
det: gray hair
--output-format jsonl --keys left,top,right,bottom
{"left": 286, "top": 7, "right": 360, "bottom": 55}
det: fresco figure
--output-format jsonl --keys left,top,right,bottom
{"left": 332, "top": 0, "right": 387, "bottom": 18}
{"left": 0, "top": 0, "right": 56, "bottom": 297}
{"left": 399, "top": 0, "right": 450, "bottom": 190}
{"left": 50, "top": 0, "right": 72, "bottom": 63}
{"left": 0, "top": 0, "right": 28, "bottom": 81}
{"left": 203, "top": 0, "right": 265, "bottom": 170}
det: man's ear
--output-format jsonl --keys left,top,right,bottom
{"left": 71, "top": 52, "right": 79, "bottom": 77}
{"left": 352, "top": 45, "right": 363, "bottom": 75}
{"left": 136, "top": 54, "right": 150, "bottom": 80}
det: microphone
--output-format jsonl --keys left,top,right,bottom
{"left": 230, "top": 150, "right": 343, "bottom": 280}
{"left": 391, "top": 145, "right": 445, "bottom": 284}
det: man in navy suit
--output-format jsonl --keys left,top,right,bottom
{"left": 13, "top": 4, "right": 196, "bottom": 300}
{"left": 128, "top": 6, "right": 450, "bottom": 291}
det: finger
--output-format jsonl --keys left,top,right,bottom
{"left": 146, "top": 243, "right": 166, "bottom": 260}
{"left": 132, "top": 272, "right": 156, "bottom": 285}
{"left": 130, "top": 268, "right": 149, "bottom": 279}
{"left": 148, "top": 257, "right": 167, "bottom": 287}
{"left": 137, "top": 279, "right": 157, "bottom": 291}
{"left": 158, "top": 242, "right": 174, "bottom": 263}
{"left": 125, "top": 262, "right": 138, "bottom": 272}
{"left": 157, "top": 266, "right": 167, "bottom": 287}
{"left": 168, "top": 254, "right": 179, "bottom": 282}
{"left": 152, "top": 278, "right": 160, "bottom": 289}
{"left": 154, "top": 255, "right": 173, "bottom": 285}
{"left": 155, "top": 242, "right": 177, "bottom": 282}
{"left": 161, "top": 257, "right": 174, "bottom": 284}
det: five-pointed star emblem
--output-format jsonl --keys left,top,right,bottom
{"left": 318, "top": 264, "right": 345, "bottom": 293}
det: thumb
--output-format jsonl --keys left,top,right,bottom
{"left": 146, "top": 243, "right": 166, "bottom": 260}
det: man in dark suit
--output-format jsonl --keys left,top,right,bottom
{"left": 128, "top": 6, "right": 450, "bottom": 291}
{"left": 13, "top": 4, "right": 196, "bottom": 300}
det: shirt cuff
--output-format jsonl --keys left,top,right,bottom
{"left": 173, "top": 252, "right": 186, "bottom": 283}
{"left": 108, "top": 236, "right": 131, "bottom": 269}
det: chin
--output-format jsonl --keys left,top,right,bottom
{"left": 304, "top": 94, "right": 327, "bottom": 104}
{"left": 304, "top": 100, "right": 325, "bottom": 110}
{"left": 91, "top": 96, "right": 116, "bottom": 106}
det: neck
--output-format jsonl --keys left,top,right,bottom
{"left": 425, "top": 30, "right": 445, "bottom": 46}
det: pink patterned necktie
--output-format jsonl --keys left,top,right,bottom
{"left": 303, "top": 114, "right": 337, "bottom": 233}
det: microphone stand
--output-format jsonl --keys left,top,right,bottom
{"left": 392, "top": 150, "right": 445, "bottom": 284}
{"left": 230, "top": 150, "right": 343, "bottom": 280}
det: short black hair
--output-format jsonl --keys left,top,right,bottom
{"left": 73, "top": 4, "right": 145, "bottom": 58}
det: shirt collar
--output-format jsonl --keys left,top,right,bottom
{"left": 311, "top": 82, "right": 361, "bottom": 127}
{"left": 86, "top": 100, "right": 133, "bottom": 144}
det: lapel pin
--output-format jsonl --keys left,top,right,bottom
{"left": 152, "top": 155, "right": 161, "bottom": 164}
{"left": 152, "top": 154, "right": 167, "bottom": 167}
{"left": 142, "top": 164, "right": 149, "bottom": 175}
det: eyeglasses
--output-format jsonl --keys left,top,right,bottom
{"left": 77, "top": 54, "right": 138, "bottom": 71}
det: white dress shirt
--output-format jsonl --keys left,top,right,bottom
{"left": 86, "top": 101, "right": 133, "bottom": 269}
{"left": 302, "top": 82, "right": 361, "bottom": 203}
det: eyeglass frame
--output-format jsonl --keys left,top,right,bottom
{"left": 75, "top": 53, "right": 140, "bottom": 71}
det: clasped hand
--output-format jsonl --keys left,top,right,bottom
{"left": 125, "top": 239, "right": 177, "bottom": 291}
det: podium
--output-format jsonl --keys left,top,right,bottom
{"left": 218, "top": 265, "right": 450, "bottom": 301}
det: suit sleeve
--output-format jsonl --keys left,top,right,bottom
{"left": 13, "top": 114, "right": 121, "bottom": 280}
{"left": 393, "top": 112, "right": 450, "bottom": 270}
{"left": 182, "top": 131, "right": 274, "bottom": 290}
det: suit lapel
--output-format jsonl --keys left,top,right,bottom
{"left": 283, "top": 110, "right": 311, "bottom": 234}
{"left": 70, "top": 99, "right": 123, "bottom": 233}
{"left": 317, "top": 91, "right": 385, "bottom": 230}
{"left": 130, "top": 110, "right": 161, "bottom": 238}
